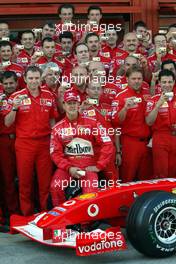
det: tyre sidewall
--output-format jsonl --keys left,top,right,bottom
{"left": 135, "top": 193, "right": 176, "bottom": 256}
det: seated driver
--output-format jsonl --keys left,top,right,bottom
{"left": 50, "top": 89, "right": 114, "bottom": 206}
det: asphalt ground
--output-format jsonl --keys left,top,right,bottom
{"left": 0, "top": 232, "right": 176, "bottom": 264}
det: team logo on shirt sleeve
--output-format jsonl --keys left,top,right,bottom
{"left": 146, "top": 101, "right": 154, "bottom": 112}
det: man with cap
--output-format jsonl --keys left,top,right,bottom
{"left": 50, "top": 89, "right": 114, "bottom": 206}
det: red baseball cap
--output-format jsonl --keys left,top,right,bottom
{"left": 63, "top": 89, "right": 80, "bottom": 103}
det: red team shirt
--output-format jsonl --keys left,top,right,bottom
{"left": 146, "top": 93, "right": 176, "bottom": 133}
{"left": 0, "top": 94, "right": 16, "bottom": 135}
{"left": 6, "top": 88, "right": 58, "bottom": 138}
{"left": 148, "top": 52, "right": 176, "bottom": 72}
{"left": 112, "top": 86, "right": 150, "bottom": 138}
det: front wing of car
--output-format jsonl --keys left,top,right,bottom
{"left": 11, "top": 214, "right": 126, "bottom": 256}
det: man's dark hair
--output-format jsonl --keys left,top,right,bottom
{"left": 85, "top": 32, "right": 99, "bottom": 43}
{"left": 133, "top": 21, "right": 147, "bottom": 31}
{"left": 87, "top": 5, "right": 102, "bottom": 15}
{"left": 58, "top": 4, "right": 75, "bottom": 15}
{"left": 19, "top": 30, "right": 35, "bottom": 41}
{"left": 25, "top": 65, "right": 42, "bottom": 77}
{"left": 2, "top": 71, "right": 18, "bottom": 83}
{"left": 42, "top": 22, "right": 55, "bottom": 29}
{"left": 75, "top": 43, "right": 88, "bottom": 54}
{"left": 59, "top": 31, "right": 73, "bottom": 42}
{"left": 126, "top": 65, "right": 143, "bottom": 78}
{"left": 161, "top": 60, "right": 176, "bottom": 71}
{"left": 0, "top": 40, "right": 12, "bottom": 49}
{"left": 42, "top": 37, "right": 55, "bottom": 46}
{"left": 158, "top": 69, "right": 175, "bottom": 81}
{"left": 153, "top": 33, "right": 166, "bottom": 43}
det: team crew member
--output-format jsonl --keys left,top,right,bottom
{"left": 80, "top": 5, "right": 106, "bottom": 42}
{"left": 114, "top": 55, "right": 150, "bottom": 99}
{"left": 16, "top": 30, "right": 36, "bottom": 68}
{"left": 150, "top": 60, "right": 176, "bottom": 95}
{"left": 148, "top": 34, "right": 176, "bottom": 73}
{"left": 85, "top": 32, "right": 111, "bottom": 74}
{"left": 33, "top": 37, "right": 64, "bottom": 73}
{"left": 80, "top": 80, "right": 119, "bottom": 181}
{"left": 133, "top": 20, "right": 154, "bottom": 56}
{"left": 0, "top": 21, "right": 10, "bottom": 41}
{"left": 88, "top": 61, "right": 119, "bottom": 104}
{"left": 102, "top": 29, "right": 127, "bottom": 60}
{"left": 34, "top": 22, "right": 59, "bottom": 49}
{"left": 71, "top": 66, "right": 88, "bottom": 102}
{"left": 5, "top": 66, "right": 58, "bottom": 216}
{"left": 0, "top": 41, "right": 24, "bottom": 88}
{"left": 113, "top": 32, "right": 151, "bottom": 81}
{"left": 55, "top": 4, "right": 82, "bottom": 43}
{"left": 146, "top": 70, "right": 176, "bottom": 178}
{"left": 50, "top": 89, "right": 114, "bottom": 206}
{"left": 41, "top": 65, "right": 61, "bottom": 101}
{"left": 56, "top": 32, "right": 75, "bottom": 74}
{"left": 63, "top": 43, "right": 90, "bottom": 78}
{"left": 0, "top": 71, "right": 18, "bottom": 219}
{"left": 112, "top": 66, "right": 152, "bottom": 182}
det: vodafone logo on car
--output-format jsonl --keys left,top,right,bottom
{"left": 77, "top": 239, "right": 124, "bottom": 255}
{"left": 87, "top": 204, "right": 99, "bottom": 217}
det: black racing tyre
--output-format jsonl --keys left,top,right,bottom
{"left": 126, "top": 191, "right": 176, "bottom": 258}
{"left": 126, "top": 191, "right": 163, "bottom": 253}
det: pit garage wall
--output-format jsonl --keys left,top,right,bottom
{"left": 132, "top": 0, "right": 176, "bottom": 32}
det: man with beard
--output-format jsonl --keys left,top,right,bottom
{"left": 113, "top": 32, "right": 151, "bottom": 82}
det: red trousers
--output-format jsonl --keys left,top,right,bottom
{"left": 0, "top": 135, "right": 18, "bottom": 215}
{"left": 153, "top": 132, "right": 176, "bottom": 178}
{"left": 120, "top": 136, "right": 153, "bottom": 182}
{"left": 15, "top": 137, "right": 52, "bottom": 216}
{"left": 50, "top": 168, "right": 99, "bottom": 206}
{"left": 95, "top": 145, "right": 119, "bottom": 182}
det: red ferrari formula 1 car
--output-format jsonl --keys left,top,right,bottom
{"left": 11, "top": 178, "right": 176, "bottom": 258}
